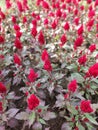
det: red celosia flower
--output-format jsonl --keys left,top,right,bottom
{"left": 64, "top": 93, "right": 69, "bottom": 99}
{"left": 89, "top": 5, "right": 93, "bottom": 11}
{"left": 64, "top": 22, "right": 70, "bottom": 31}
{"left": 37, "top": 83, "right": 41, "bottom": 88}
{"left": 77, "top": 25, "right": 84, "bottom": 35}
{"left": 51, "top": 20, "right": 57, "bottom": 29}
{"left": 87, "top": 19, "right": 94, "bottom": 27}
{"left": 14, "top": 24, "right": 20, "bottom": 31}
{"left": 36, "top": 15, "right": 40, "bottom": 21}
{"left": 61, "top": 0, "right": 64, "bottom": 2}
{"left": 0, "top": 55, "right": 4, "bottom": 59}
{"left": 84, "top": 72, "right": 90, "bottom": 79}
{"left": 44, "top": 18, "right": 48, "bottom": 25}
{"left": 0, "top": 102, "right": 3, "bottom": 112}
{"left": 0, "top": 82, "right": 6, "bottom": 93}
{"left": 60, "top": 34, "right": 67, "bottom": 44}
{"left": 38, "top": 108, "right": 42, "bottom": 113}
{"left": 17, "top": 1, "right": 23, "bottom": 12}
{"left": 27, "top": 94, "right": 39, "bottom": 110}
{"left": 12, "top": 16, "right": 16, "bottom": 23}
{"left": 56, "top": 9, "right": 62, "bottom": 17}
{"left": 83, "top": 118, "right": 89, "bottom": 122}
{"left": 13, "top": 53, "right": 21, "bottom": 66}
{"left": 26, "top": 81, "right": 30, "bottom": 86}
{"left": 6, "top": 0, "right": 12, "bottom": 9}
{"left": 23, "top": 16, "right": 27, "bottom": 23}
{"left": 96, "top": 54, "right": 98, "bottom": 59}
{"left": 52, "top": 3, "right": 55, "bottom": 8}
{"left": 25, "top": 91, "right": 29, "bottom": 96}
{"left": 0, "top": 9, "right": 5, "bottom": 20}
{"left": 80, "top": 100, "right": 93, "bottom": 113}
{"left": 0, "top": 35, "right": 5, "bottom": 44}
{"left": 16, "top": 31, "right": 22, "bottom": 38}
{"left": 74, "top": 9, "right": 78, "bottom": 16}
{"left": 73, "top": 0, "right": 78, "bottom": 6}
{"left": 41, "top": 49, "right": 49, "bottom": 61}
{"left": 96, "top": 33, "right": 98, "bottom": 38}
{"left": 38, "top": 31, "right": 45, "bottom": 45}
{"left": 42, "top": 1, "right": 50, "bottom": 10}
{"left": 88, "top": 63, "right": 98, "bottom": 78}
{"left": 44, "top": 59, "right": 52, "bottom": 71}
{"left": 74, "top": 36, "right": 83, "bottom": 49}
{"left": 86, "top": 84, "right": 90, "bottom": 89}
{"left": 75, "top": 106, "right": 79, "bottom": 110}
{"left": 31, "top": 27, "right": 37, "bottom": 38}
{"left": 36, "top": 0, "right": 42, "bottom": 6}
{"left": 68, "top": 7, "right": 72, "bottom": 13}
{"left": 74, "top": 17, "right": 79, "bottom": 25}
{"left": 68, "top": 79, "right": 77, "bottom": 93}
{"left": 23, "top": 0, "right": 29, "bottom": 11}
{"left": 95, "top": 0, "right": 98, "bottom": 6}
{"left": 14, "top": 38, "right": 23, "bottom": 49}
{"left": 80, "top": 5, "right": 84, "bottom": 11}
{"left": 48, "top": 12, "right": 54, "bottom": 17}
{"left": 32, "top": 12, "right": 36, "bottom": 18}
{"left": 32, "top": 19, "right": 37, "bottom": 27}
{"left": 74, "top": 127, "right": 79, "bottom": 130}
{"left": 28, "top": 69, "right": 38, "bottom": 82}
{"left": 0, "top": 18, "right": 1, "bottom": 24}
{"left": 88, "top": 10, "right": 95, "bottom": 18}
{"left": 87, "top": 0, "right": 92, "bottom": 4}
{"left": 62, "top": 12, "right": 67, "bottom": 19}
{"left": 66, "top": 0, "right": 71, "bottom": 3}
{"left": 55, "top": 1, "right": 60, "bottom": 8}
{"left": 89, "top": 44, "right": 96, "bottom": 53}
{"left": 78, "top": 55, "right": 87, "bottom": 65}
{"left": 61, "top": 3, "right": 66, "bottom": 9}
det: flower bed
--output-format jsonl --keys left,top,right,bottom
{"left": 0, "top": 0, "right": 98, "bottom": 130}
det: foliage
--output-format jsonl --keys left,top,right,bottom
{"left": 0, "top": 0, "right": 98, "bottom": 130}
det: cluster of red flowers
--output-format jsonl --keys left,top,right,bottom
{"left": 28, "top": 69, "right": 38, "bottom": 82}
{"left": 0, "top": 0, "right": 98, "bottom": 128}
{"left": 0, "top": 35, "right": 5, "bottom": 44}
{"left": 78, "top": 55, "right": 87, "bottom": 65}
{"left": 13, "top": 53, "right": 21, "bottom": 66}
{"left": 67, "top": 79, "right": 77, "bottom": 93}
{"left": 27, "top": 94, "right": 39, "bottom": 110}
{"left": 0, "top": 82, "right": 6, "bottom": 93}
{"left": 80, "top": 100, "right": 93, "bottom": 113}
{"left": 88, "top": 63, "right": 98, "bottom": 78}
{"left": 41, "top": 49, "right": 52, "bottom": 72}
{"left": 0, "top": 82, "right": 7, "bottom": 112}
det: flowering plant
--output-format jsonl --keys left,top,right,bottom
{"left": 0, "top": 0, "right": 98, "bottom": 130}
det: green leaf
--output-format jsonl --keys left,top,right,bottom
{"left": 61, "top": 62, "right": 67, "bottom": 68}
{"left": 43, "top": 111, "right": 56, "bottom": 121}
{"left": 66, "top": 63, "right": 77, "bottom": 70}
{"left": 70, "top": 73, "right": 84, "bottom": 83}
{"left": 91, "top": 79, "right": 98, "bottom": 84}
{"left": 85, "top": 114, "right": 98, "bottom": 126}
{"left": 64, "top": 116, "right": 71, "bottom": 121}
{"left": 54, "top": 73, "right": 64, "bottom": 80}
{"left": 78, "top": 123, "right": 85, "bottom": 130}
{"left": 66, "top": 102, "right": 78, "bottom": 115}
{"left": 39, "top": 119, "right": 46, "bottom": 125}
{"left": 15, "top": 112, "right": 29, "bottom": 120}
{"left": 55, "top": 35, "right": 59, "bottom": 40}
{"left": 86, "top": 123, "right": 93, "bottom": 130}
{"left": 29, "top": 111, "right": 36, "bottom": 127}
{"left": 90, "top": 85, "right": 98, "bottom": 90}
